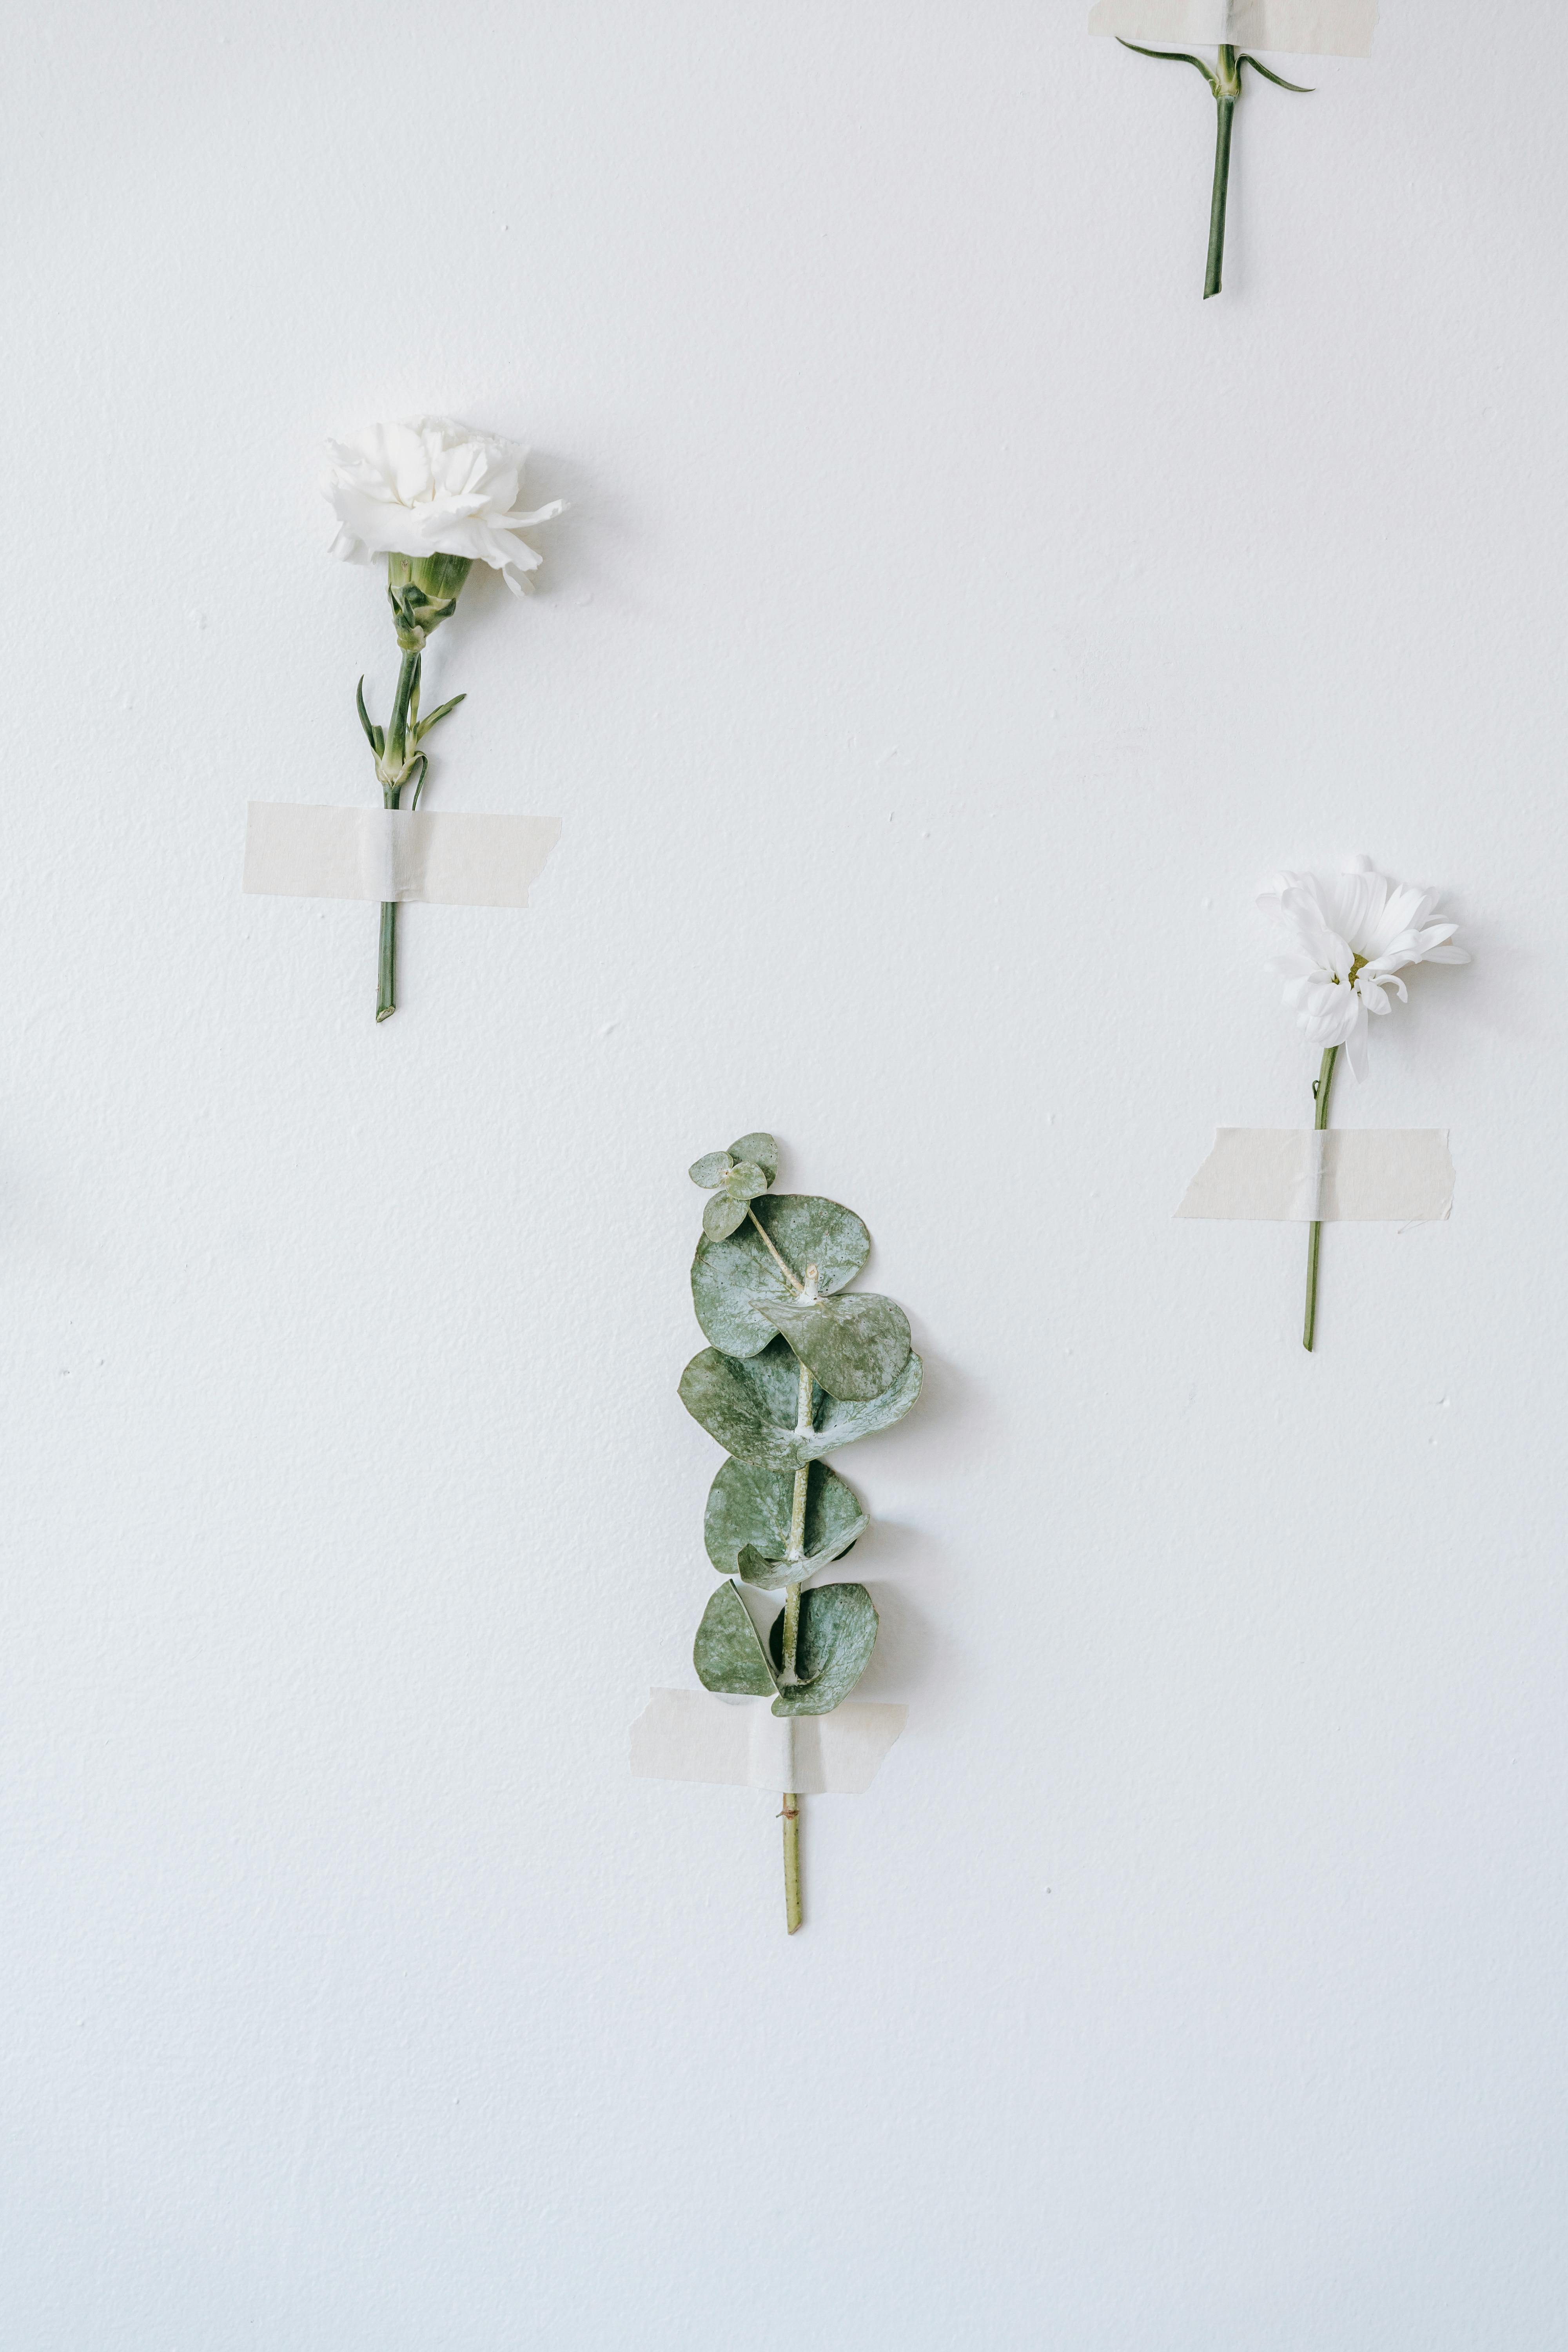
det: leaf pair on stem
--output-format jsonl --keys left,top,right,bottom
{"left": 1117, "top": 38, "right": 1311, "bottom": 297}
{"left": 354, "top": 667, "right": 466, "bottom": 789}
{"left": 351, "top": 554, "right": 474, "bottom": 1020}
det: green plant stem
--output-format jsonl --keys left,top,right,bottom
{"left": 779, "top": 1322, "right": 817, "bottom": 1934}
{"left": 1205, "top": 47, "right": 1241, "bottom": 299}
{"left": 375, "top": 650, "right": 421, "bottom": 1024}
{"left": 781, "top": 1352, "right": 814, "bottom": 1675}
{"left": 1302, "top": 1044, "right": 1338, "bottom": 1352}
{"left": 781, "top": 1791, "right": 801, "bottom": 1932}
{"left": 747, "top": 1206, "right": 802, "bottom": 1292}
{"left": 376, "top": 898, "right": 397, "bottom": 1024}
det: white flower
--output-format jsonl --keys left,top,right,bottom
{"left": 1259, "top": 855, "right": 1470, "bottom": 1079}
{"left": 323, "top": 417, "right": 564, "bottom": 593}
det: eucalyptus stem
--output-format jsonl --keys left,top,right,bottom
{"left": 777, "top": 1319, "right": 816, "bottom": 1931}
{"left": 781, "top": 1793, "right": 801, "bottom": 1932}
{"left": 748, "top": 1206, "right": 802, "bottom": 1292}
{"left": 374, "top": 649, "right": 422, "bottom": 1024}
{"left": 1302, "top": 1044, "right": 1338, "bottom": 1352}
{"left": 1205, "top": 47, "right": 1241, "bottom": 299}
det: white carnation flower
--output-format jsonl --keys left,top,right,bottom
{"left": 324, "top": 416, "right": 564, "bottom": 593}
{"left": 1259, "top": 855, "right": 1470, "bottom": 1080}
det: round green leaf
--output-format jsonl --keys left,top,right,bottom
{"left": 702, "top": 1192, "right": 750, "bottom": 1242}
{"left": 736, "top": 1516, "right": 868, "bottom": 1588}
{"left": 727, "top": 1132, "right": 779, "bottom": 1184}
{"left": 720, "top": 1160, "right": 771, "bottom": 1203}
{"left": 753, "top": 1351, "right": 920, "bottom": 1466}
{"left": 704, "top": 1457, "right": 866, "bottom": 1579}
{"left": 678, "top": 1337, "right": 805, "bottom": 1469}
{"left": 688, "top": 1150, "right": 733, "bottom": 1189}
{"left": 768, "top": 1583, "right": 879, "bottom": 1716}
{"left": 691, "top": 1193, "right": 872, "bottom": 1358}
{"left": 693, "top": 1582, "right": 777, "bottom": 1697}
{"left": 759, "top": 1293, "right": 912, "bottom": 1402}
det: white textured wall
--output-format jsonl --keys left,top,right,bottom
{"left": 8, "top": 4, "right": 1566, "bottom": 2345}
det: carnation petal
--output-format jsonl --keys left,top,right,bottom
{"left": 323, "top": 417, "right": 561, "bottom": 579}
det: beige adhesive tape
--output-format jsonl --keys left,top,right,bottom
{"left": 1089, "top": 0, "right": 1377, "bottom": 56}
{"left": 629, "top": 1689, "right": 907, "bottom": 1796}
{"left": 243, "top": 803, "right": 561, "bottom": 908}
{"left": 1176, "top": 1129, "right": 1454, "bottom": 1222}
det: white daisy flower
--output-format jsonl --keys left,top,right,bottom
{"left": 1259, "top": 856, "right": 1470, "bottom": 1080}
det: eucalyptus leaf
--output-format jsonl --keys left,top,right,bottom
{"left": 727, "top": 1132, "right": 778, "bottom": 1185}
{"left": 680, "top": 1338, "right": 922, "bottom": 1468}
{"left": 736, "top": 1516, "right": 868, "bottom": 1588}
{"left": 691, "top": 1194, "right": 872, "bottom": 1358}
{"left": 693, "top": 1581, "right": 778, "bottom": 1697}
{"left": 800, "top": 1351, "right": 922, "bottom": 1463}
{"left": 689, "top": 1151, "right": 733, "bottom": 1189}
{"left": 704, "top": 1458, "right": 864, "bottom": 1578}
{"left": 767, "top": 1583, "right": 879, "bottom": 1716}
{"left": 759, "top": 1292, "right": 912, "bottom": 1403}
{"left": 702, "top": 1193, "right": 751, "bottom": 1242}
{"left": 678, "top": 1338, "right": 807, "bottom": 1470}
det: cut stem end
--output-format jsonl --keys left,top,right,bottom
{"left": 377, "top": 900, "right": 397, "bottom": 1023}
{"left": 782, "top": 1793, "right": 801, "bottom": 1933}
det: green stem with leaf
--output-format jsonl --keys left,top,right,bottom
{"left": 1303, "top": 1044, "right": 1338, "bottom": 1352}
{"left": 375, "top": 650, "right": 421, "bottom": 1022}
{"left": 1206, "top": 48, "right": 1240, "bottom": 299}
{"left": 685, "top": 1133, "right": 922, "bottom": 1936}
{"left": 353, "top": 555, "right": 472, "bottom": 1024}
{"left": 1116, "top": 38, "right": 1311, "bottom": 298}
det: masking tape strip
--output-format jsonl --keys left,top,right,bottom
{"left": 243, "top": 803, "right": 561, "bottom": 908}
{"left": 629, "top": 1689, "right": 907, "bottom": 1796}
{"left": 1089, "top": 0, "right": 1376, "bottom": 57}
{"left": 1176, "top": 1129, "right": 1454, "bottom": 1222}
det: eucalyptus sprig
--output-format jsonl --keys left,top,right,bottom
{"left": 1117, "top": 38, "right": 1310, "bottom": 298}
{"left": 680, "top": 1133, "right": 921, "bottom": 1933}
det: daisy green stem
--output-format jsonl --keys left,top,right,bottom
{"left": 1302, "top": 1044, "right": 1338, "bottom": 1352}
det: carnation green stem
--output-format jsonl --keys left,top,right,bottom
{"left": 1205, "top": 47, "right": 1241, "bottom": 299}
{"left": 1302, "top": 1044, "right": 1338, "bottom": 1352}
{"left": 375, "top": 649, "right": 422, "bottom": 1024}
{"left": 376, "top": 898, "right": 397, "bottom": 1024}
